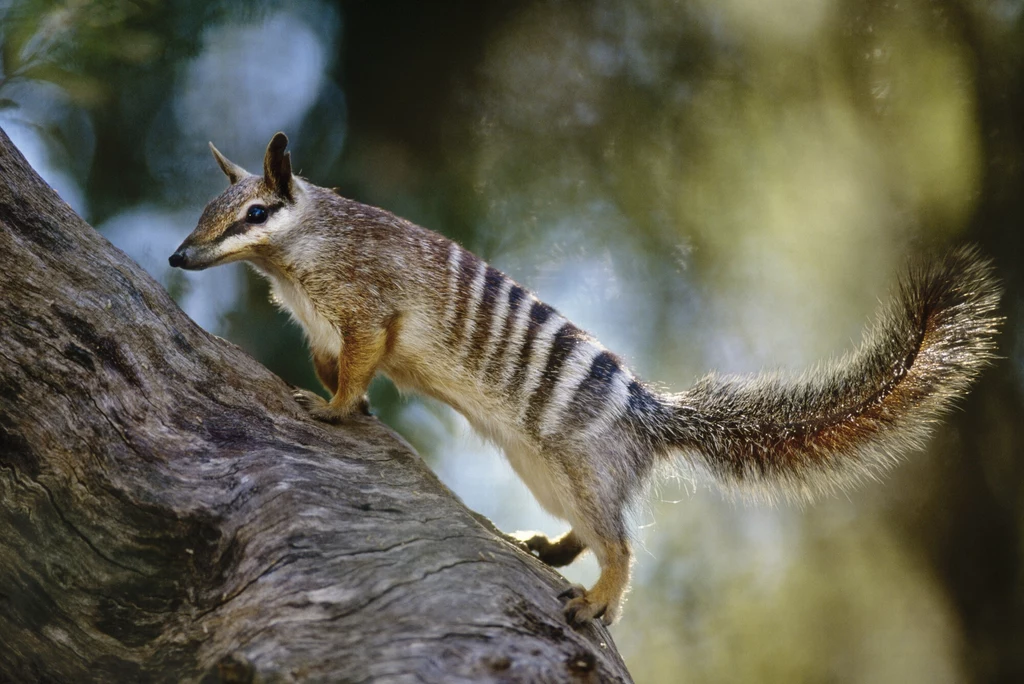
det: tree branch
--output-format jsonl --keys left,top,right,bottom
{"left": 0, "top": 127, "right": 632, "bottom": 683}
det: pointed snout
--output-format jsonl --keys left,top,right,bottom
{"left": 168, "top": 235, "right": 241, "bottom": 271}
{"left": 168, "top": 240, "right": 209, "bottom": 271}
{"left": 168, "top": 240, "right": 199, "bottom": 270}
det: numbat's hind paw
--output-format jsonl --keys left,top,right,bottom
{"left": 559, "top": 585, "right": 615, "bottom": 626}
{"left": 517, "top": 530, "right": 586, "bottom": 567}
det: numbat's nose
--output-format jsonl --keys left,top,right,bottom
{"left": 168, "top": 251, "right": 186, "bottom": 268}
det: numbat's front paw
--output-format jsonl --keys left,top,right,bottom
{"left": 308, "top": 405, "right": 347, "bottom": 424}
{"left": 293, "top": 388, "right": 328, "bottom": 411}
{"left": 292, "top": 389, "right": 371, "bottom": 423}
{"left": 559, "top": 585, "right": 616, "bottom": 626}
{"left": 292, "top": 389, "right": 343, "bottom": 424}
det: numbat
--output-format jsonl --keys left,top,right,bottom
{"left": 170, "top": 132, "right": 1001, "bottom": 626}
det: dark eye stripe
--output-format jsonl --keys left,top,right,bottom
{"left": 260, "top": 202, "right": 285, "bottom": 217}
{"left": 221, "top": 219, "right": 249, "bottom": 239}
{"left": 219, "top": 202, "right": 285, "bottom": 241}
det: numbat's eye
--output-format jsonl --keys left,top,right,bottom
{"left": 246, "top": 205, "right": 269, "bottom": 224}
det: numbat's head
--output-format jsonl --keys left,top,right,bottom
{"left": 169, "top": 132, "right": 302, "bottom": 270}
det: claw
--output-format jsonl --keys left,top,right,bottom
{"left": 558, "top": 585, "right": 613, "bottom": 627}
{"left": 292, "top": 389, "right": 346, "bottom": 424}
{"left": 512, "top": 538, "right": 532, "bottom": 554}
{"left": 292, "top": 388, "right": 327, "bottom": 410}
{"left": 564, "top": 600, "right": 583, "bottom": 626}
{"left": 308, "top": 405, "right": 345, "bottom": 424}
{"left": 356, "top": 395, "right": 372, "bottom": 416}
{"left": 562, "top": 595, "right": 609, "bottom": 627}
{"left": 519, "top": 532, "right": 548, "bottom": 556}
{"left": 558, "top": 585, "right": 585, "bottom": 601}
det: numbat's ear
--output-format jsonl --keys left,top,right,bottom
{"left": 263, "top": 132, "right": 293, "bottom": 201}
{"left": 208, "top": 142, "right": 249, "bottom": 185}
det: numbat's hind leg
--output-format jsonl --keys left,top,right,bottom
{"left": 560, "top": 535, "right": 632, "bottom": 626}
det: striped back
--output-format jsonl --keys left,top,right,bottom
{"left": 439, "top": 242, "right": 666, "bottom": 446}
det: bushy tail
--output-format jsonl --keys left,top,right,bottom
{"left": 660, "top": 246, "right": 1002, "bottom": 501}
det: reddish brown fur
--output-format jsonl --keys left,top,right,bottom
{"left": 313, "top": 352, "right": 340, "bottom": 395}
{"left": 172, "top": 134, "right": 1002, "bottom": 629}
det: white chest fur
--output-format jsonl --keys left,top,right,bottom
{"left": 269, "top": 275, "right": 342, "bottom": 356}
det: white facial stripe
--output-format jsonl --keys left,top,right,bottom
{"left": 198, "top": 202, "right": 301, "bottom": 266}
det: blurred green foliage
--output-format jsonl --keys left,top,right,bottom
{"left": 2, "top": 1, "right": 1022, "bottom": 681}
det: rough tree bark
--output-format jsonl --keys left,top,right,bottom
{"left": 0, "top": 128, "right": 633, "bottom": 683}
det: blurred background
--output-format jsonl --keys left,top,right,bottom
{"left": 1, "top": 0, "right": 1021, "bottom": 681}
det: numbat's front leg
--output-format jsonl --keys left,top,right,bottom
{"left": 302, "top": 327, "right": 389, "bottom": 422}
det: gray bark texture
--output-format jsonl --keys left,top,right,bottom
{"left": 0, "top": 128, "right": 633, "bottom": 683}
